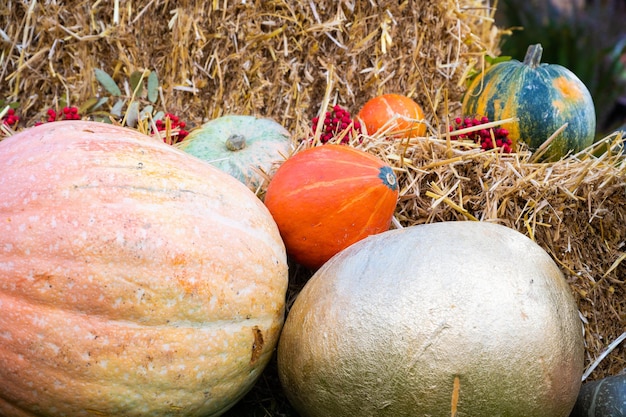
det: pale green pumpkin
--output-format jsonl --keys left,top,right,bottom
{"left": 177, "top": 115, "right": 293, "bottom": 191}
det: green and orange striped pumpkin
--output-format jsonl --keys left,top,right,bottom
{"left": 263, "top": 144, "right": 399, "bottom": 270}
{"left": 462, "top": 44, "right": 596, "bottom": 160}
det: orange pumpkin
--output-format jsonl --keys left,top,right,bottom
{"left": 356, "top": 93, "right": 427, "bottom": 138}
{"left": 0, "top": 121, "right": 288, "bottom": 416}
{"left": 263, "top": 144, "right": 399, "bottom": 270}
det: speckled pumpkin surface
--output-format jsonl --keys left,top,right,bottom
{"left": 278, "top": 221, "right": 584, "bottom": 417}
{"left": 0, "top": 121, "right": 288, "bottom": 416}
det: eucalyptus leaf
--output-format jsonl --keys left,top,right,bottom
{"left": 147, "top": 71, "right": 159, "bottom": 103}
{"left": 125, "top": 101, "right": 140, "bottom": 127}
{"left": 79, "top": 97, "right": 100, "bottom": 114}
{"left": 140, "top": 105, "right": 154, "bottom": 120}
{"left": 90, "top": 97, "right": 110, "bottom": 112}
{"left": 111, "top": 99, "right": 126, "bottom": 117}
{"left": 129, "top": 71, "right": 144, "bottom": 98}
{"left": 153, "top": 110, "right": 165, "bottom": 122}
{"left": 94, "top": 69, "right": 122, "bottom": 96}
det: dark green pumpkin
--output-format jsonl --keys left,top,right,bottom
{"left": 569, "top": 374, "right": 626, "bottom": 417}
{"left": 462, "top": 44, "right": 596, "bottom": 161}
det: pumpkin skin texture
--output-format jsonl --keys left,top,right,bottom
{"left": 0, "top": 121, "right": 288, "bottom": 417}
{"left": 462, "top": 44, "right": 596, "bottom": 161}
{"left": 176, "top": 115, "right": 292, "bottom": 191}
{"left": 569, "top": 374, "right": 626, "bottom": 417}
{"left": 263, "top": 144, "right": 399, "bottom": 270}
{"left": 278, "top": 221, "right": 584, "bottom": 417}
{"left": 357, "top": 93, "right": 427, "bottom": 138}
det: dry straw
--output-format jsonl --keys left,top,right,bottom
{"left": 1, "top": 0, "right": 624, "bottom": 379}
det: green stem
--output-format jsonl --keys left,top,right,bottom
{"left": 523, "top": 44, "right": 544, "bottom": 69}
{"left": 225, "top": 134, "right": 246, "bottom": 151}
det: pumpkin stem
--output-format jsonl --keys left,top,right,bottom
{"left": 523, "top": 44, "right": 543, "bottom": 69}
{"left": 225, "top": 134, "right": 246, "bottom": 151}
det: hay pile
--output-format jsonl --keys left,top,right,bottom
{"left": 2, "top": 0, "right": 624, "bottom": 381}
{"left": 1, "top": 0, "right": 498, "bottom": 132}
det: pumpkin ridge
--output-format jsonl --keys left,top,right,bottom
{"left": 339, "top": 187, "right": 395, "bottom": 238}
{"left": 333, "top": 183, "right": 391, "bottom": 216}
{"left": 306, "top": 185, "right": 388, "bottom": 229}
{"left": 0, "top": 280, "right": 283, "bottom": 328}
{"left": 296, "top": 156, "right": 383, "bottom": 172}
{"left": 278, "top": 174, "right": 383, "bottom": 199}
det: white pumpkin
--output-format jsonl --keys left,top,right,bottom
{"left": 278, "top": 221, "right": 584, "bottom": 417}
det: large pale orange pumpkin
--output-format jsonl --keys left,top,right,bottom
{"left": 0, "top": 121, "right": 288, "bottom": 416}
{"left": 263, "top": 144, "right": 399, "bottom": 270}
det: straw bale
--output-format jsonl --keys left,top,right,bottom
{"left": 1, "top": 0, "right": 499, "bottom": 133}
{"left": 1, "top": 0, "right": 624, "bottom": 382}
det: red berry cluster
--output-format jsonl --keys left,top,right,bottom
{"left": 153, "top": 113, "right": 189, "bottom": 143}
{"left": 449, "top": 116, "right": 513, "bottom": 153}
{"left": 311, "top": 105, "right": 362, "bottom": 144}
{"left": 50, "top": 106, "right": 81, "bottom": 121}
{"left": 1, "top": 108, "right": 20, "bottom": 128}
{"left": 35, "top": 106, "right": 82, "bottom": 126}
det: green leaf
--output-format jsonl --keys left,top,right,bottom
{"left": 485, "top": 55, "right": 512, "bottom": 65}
{"left": 140, "top": 105, "right": 154, "bottom": 120}
{"left": 111, "top": 99, "right": 126, "bottom": 117}
{"left": 90, "top": 97, "right": 110, "bottom": 112}
{"left": 125, "top": 101, "right": 140, "bottom": 127}
{"left": 147, "top": 71, "right": 159, "bottom": 103}
{"left": 153, "top": 110, "right": 165, "bottom": 122}
{"left": 129, "top": 71, "right": 144, "bottom": 98}
{"left": 79, "top": 97, "right": 100, "bottom": 114}
{"left": 95, "top": 69, "right": 122, "bottom": 96}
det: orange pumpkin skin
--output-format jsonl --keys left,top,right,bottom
{"left": 0, "top": 121, "right": 288, "bottom": 416}
{"left": 263, "top": 144, "right": 399, "bottom": 270}
{"left": 357, "top": 93, "right": 427, "bottom": 138}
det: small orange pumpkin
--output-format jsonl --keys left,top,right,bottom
{"left": 357, "top": 93, "right": 427, "bottom": 138}
{"left": 263, "top": 144, "right": 399, "bottom": 270}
